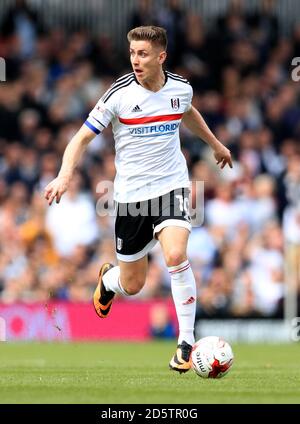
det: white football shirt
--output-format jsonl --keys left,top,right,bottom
{"left": 85, "top": 71, "right": 193, "bottom": 202}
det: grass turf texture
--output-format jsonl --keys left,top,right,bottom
{"left": 0, "top": 341, "right": 299, "bottom": 404}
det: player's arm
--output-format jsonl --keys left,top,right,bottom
{"left": 44, "top": 124, "right": 96, "bottom": 205}
{"left": 182, "top": 105, "right": 232, "bottom": 169}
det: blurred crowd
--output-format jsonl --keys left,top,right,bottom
{"left": 0, "top": 0, "right": 300, "bottom": 320}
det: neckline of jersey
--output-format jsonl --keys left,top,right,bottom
{"left": 133, "top": 70, "right": 169, "bottom": 93}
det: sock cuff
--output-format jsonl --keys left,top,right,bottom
{"left": 168, "top": 260, "right": 190, "bottom": 275}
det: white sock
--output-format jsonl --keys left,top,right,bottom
{"left": 102, "top": 266, "right": 130, "bottom": 296}
{"left": 168, "top": 260, "right": 196, "bottom": 346}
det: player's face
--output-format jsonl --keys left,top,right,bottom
{"left": 129, "top": 40, "right": 166, "bottom": 83}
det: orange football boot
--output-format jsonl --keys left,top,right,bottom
{"left": 93, "top": 263, "right": 115, "bottom": 318}
{"left": 169, "top": 341, "right": 192, "bottom": 373}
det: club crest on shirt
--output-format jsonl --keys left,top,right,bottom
{"left": 171, "top": 98, "right": 180, "bottom": 110}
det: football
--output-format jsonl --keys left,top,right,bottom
{"left": 191, "top": 336, "right": 234, "bottom": 378}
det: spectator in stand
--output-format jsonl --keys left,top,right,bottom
{"left": 0, "top": 0, "right": 43, "bottom": 62}
{"left": 45, "top": 170, "right": 99, "bottom": 256}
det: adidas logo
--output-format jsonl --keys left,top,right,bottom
{"left": 182, "top": 296, "right": 195, "bottom": 305}
{"left": 132, "top": 105, "right": 142, "bottom": 112}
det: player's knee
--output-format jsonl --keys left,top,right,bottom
{"left": 165, "top": 249, "right": 186, "bottom": 267}
{"left": 122, "top": 276, "right": 145, "bottom": 295}
{"left": 123, "top": 285, "right": 140, "bottom": 295}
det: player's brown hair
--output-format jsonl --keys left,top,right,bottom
{"left": 127, "top": 26, "right": 168, "bottom": 50}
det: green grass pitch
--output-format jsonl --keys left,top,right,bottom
{"left": 0, "top": 341, "right": 299, "bottom": 404}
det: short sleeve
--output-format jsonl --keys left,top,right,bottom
{"left": 185, "top": 84, "right": 193, "bottom": 112}
{"left": 84, "top": 97, "right": 116, "bottom": 135}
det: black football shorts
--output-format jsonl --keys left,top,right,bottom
{"left": 115, "top": 188, "right": 191, "bottom": 262}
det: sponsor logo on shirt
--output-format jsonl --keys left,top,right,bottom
{"left": 129, "top": 122, "right": 180, "bottom": 136}
{"left": 131, "top": 105, "right": 142, "bottom": 112}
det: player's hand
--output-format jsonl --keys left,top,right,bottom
{"left": 44, "top": 175, "right": 70, "bottom": 205}
{"left": 214, "top": 145, "right": 233, "bottom": 169}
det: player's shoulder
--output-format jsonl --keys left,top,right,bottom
{"left": 102, "top": 72, "right": 135, "bottom": 103}
{"left": 114, "top": 72, "right": 135, "bottom": 85}
{"left": 166, "top": 71, "right": 191, "bottom": 85}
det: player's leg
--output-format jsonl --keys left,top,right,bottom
{"left": 99, "top": 256, "right": 148, "bottom": 296}
{"left": 93, "top": 256, "right": 148, "bottom": 318}
{"left": 152, "top": 188, "right": 196, "bottom": 372}
{"left": 118, "top": 257, "right": 148, "bottom": 295}
{"left": 157, "top": 225, "right": 196, "bottom": 373}
{"left": 93, "top": 200, "right": 154, "bottom": 318}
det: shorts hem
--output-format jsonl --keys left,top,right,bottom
{"left": 153, "top": 219, "right": 191, "bottom": 235}
{"left": 116, "top": 238, "right": 157, "bottom": 262}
